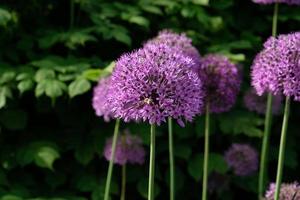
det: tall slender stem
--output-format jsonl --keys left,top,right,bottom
{"left": 70, "top": 0, "right": 75, "bottom": 30}
{"left": 168, "top": 117, "right": 174, "bottom": 200}
{"left": 120, "top": 164, "right": 126, "bottom": 200}
{"left": 258, "top": 3, "right": 279, "bottom": 199}
{"left": 104, "top": 119, "right": 121, "bottom": 200}
{"left": 274, "top": 97, "right": 291, "bottom": 200}
{"left": 148, "top": 124, "right": 156, "bottom": 200}
{"left": 258, "top": 94, "right": 273, "bottom": 199}
{"left": 202, "top": 104, "right": 210, "bottom": 200}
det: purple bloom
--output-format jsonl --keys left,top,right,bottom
{"left": 108, "top": 44, "right": 204, "bottom": 126}
{"left": 224, "top": 144, "right": 258, "bottom": 176}
{"left": 251, "top": 32, "right": 300, "bottom": 101}
{"left": 104, "top": 131, "right": 145, "bottom": 165}
{"left": 144, "top": 30, "right": 201, "bottom": 70}
{"left": 198, "top": 54, "right": 241, "bottom": 113}
{"left": 252, "top": 0, "right": 300, "bottom": 5}
{"left": 92, "top": 77, "right": 114, "bottom": 122}
{"left": 265, "top": 182, "right": 300, "bottom": 200}
{"left": 243, "top": 89, "right": 282, "bottom": 115}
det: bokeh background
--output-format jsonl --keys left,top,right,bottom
{"left": 0, "top": 0, "right": 300, "bottom": 199}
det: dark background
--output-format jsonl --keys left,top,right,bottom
{"left": 0, "top": 0, "right": 299, "bottom": 199}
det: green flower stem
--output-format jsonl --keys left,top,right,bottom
{"left": 258, "top": 94, "right": 273, "bottom": 200}
{"left": 168, "top": 117, "right": 174, "bottom": 200}
{"left": 104, "top": 118, "right": 121, "bottom": 200}
{"left": 148, "top": 124, "right": 156, "bottom": 200}
{"left": 258, "top": 3, "right": 279, "bottom": 199}
{"left": 274, "top": 96, "right": 291, "bottom": 200}
{"left": 202, "top": 104, "right": 210, "bottom": 200}
{"left": 120, "top": 164, "right": 126, "bottom": 200}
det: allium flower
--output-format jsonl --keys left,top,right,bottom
{"left": 243, "top": 89, "right": 282, "bottom": 115}
{"left": 108, "top": 44, "right": 204, "bottom": 126}
{"left": 144, "top": 30, "right": 201, "bottom": 70}
{"left": 198, "top": 54, "right": 241, "bottom": 113}
{"left": 224, "top": 144, "right": 258, "bottom": 176}
{"left": 92, "top": 77, "right": 114, "bottom": 122}
{"left": 251, "top": 32, "right": 300, "bottom": 101}
{"left": 265, "top": 182, "right": 300, "bottom": 200}
{"left": 252, "top": 0, "right": 300, "bottom": 5}
{"left": 104, "top": 131, "right": 145, "bottom": 165}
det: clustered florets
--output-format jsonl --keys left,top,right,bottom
{"left": 253, "top": 0, "right": 300, "bottom": 5}
{"left": 265, "top": 182, "right": 300, "bottom": 200}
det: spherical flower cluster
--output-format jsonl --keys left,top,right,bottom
{"left": 144, "top": 30, "right": 201, "bottom": 70}
{"left": 265, "top": 182, "right": 300, "bottom": 200}
{"left": 104, "top": 131, "right": 146, "bottom": 165}
{"left": 224, "top": 143, "right": 258, "bottom": 176}
{"left": 198, "top": 54, "right": 241, "bottom": 113}
{"left": 251, "top": 32, "right": 300, "bottom": 101}
{"left": 252, "top": 0, "right": 300, "bottom": 5}
{"left": 243, "top": 89, "right": 282, "bottom": 115}
{"left": 92, "top": 77, "right": 114, "bottom": 122}
{"left": 108, "top": 44, "right": 204, "bottom": 126}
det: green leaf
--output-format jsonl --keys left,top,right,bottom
{"left": 68, "top": 78, "right": 91, "bottom": 98}
{"left": 82, "top": 69, "right": 102, "bottom": 81}
{"left": 209, "top": 153, "right": 228, "bottom": 174}
{"left": 0, "top": 71, "right": 16, "bottom": 84}
{"left": 17, "top": 79, "right": 34, "bottom": 94}
{"left": 111, "top": 31, "right": 132, "bottom": 46}
{"left": 188, "top": 154, "right": 203, "bottom": 181}
{"left": 74, "top": 141, "right": 95, "bottom": 165}
{"left": 137, "top": 178, "right": 160, "bottom": 199}
{"left": 192, "top": 0, "right": 209, "bottom": 6}
{"left": 128, "top": 16, "right": 150, "bottom": 27}
{"left": 219, "top": 110, "right": 264, "bottom": 137}
{"left": 174, "top": 144, "right": 192, "bottom": 160}
{"left": 45, "top": 80, "right": 67, "bottom": 98}
{"left": 35, "top": 69, "right": 55, "bottom": 82}
{"left": 0, "top": 109, "right": 28, "bottom": 130}
{"left": 0, "top": 8, "right": 17, "bottom": 27}
{"left": 0, "top": 86, "right": 12, "bottom": 109}
{"left": 0, "top": 195, "right": 23, "bottom": 200}
{"left": 34, "top": 146, "right": 60, "bottom": 170}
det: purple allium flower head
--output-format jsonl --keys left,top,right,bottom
{"left": 224, "top": 143, "right": 258, "bottom": 176}
{"left": 108, "top": 44, "right": 204, "bottom": 126}
{"left": 104, "top": 131, "right": 146, "bottom": 165}
{"left": 252, "top": 0, "right": 300, "bottom": 5}
{"left": 243, "top": 89, "right": 282, "bottom": 115}
{"left": 144, "top": 30, "right": 201, "bottom": 70}
{"left": 265, "top": 182, "right": 300, "bottom": 200}
{"left": 251, "top": 32, "right": 300, "bottom": 101}
{"left": 198, "top": 54, "right": 241, "bottom": 113}
{"left": 92, "top": 76, "right": 114, "bottom": 122}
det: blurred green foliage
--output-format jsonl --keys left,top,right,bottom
{"left": 0, "top": 0, "right": 300, "bottom": 199}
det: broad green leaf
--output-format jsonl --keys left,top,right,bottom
{"left": 82, "top": 69, "right": 102, "bottom": 81}
{"left": 192, "top": 0, "right": 209, "bottom": 6}
{"left": 35, "top": 69, "right": 55, "bottom": 82}
{"left": 45, "top": 80, "right": 67, "bottom": 98}
{"left": 68, "top": 78, "right": 91, "bottom": 98}
{"left": 0, "top": 8, "right": 17, "bottom": 27}
{"left": 0, "top": 86, "right": 12, "bottom": 109}
{"left": 188, "top": 154, "right": 203, "bottom": 181}
{"left": 0, "top": 71, "right": 16, "bottom": 84}
{"left": 17, "top": 79, "right": 34, "bottom": 94}
{"left": 209, "top": 153, "right": 228, "bottom": 174}
{"left": 111, "top": 30, "right": 131, "bottom": 46}
{"left": 128, "top": 16, "right": 150, "bottom": 27}
{"left": 34, "top": 146, "right": 60, "bottom": 170}
{"left": 174, "top": 144, "right": 192, "bottom": 160}
{"left": 137, "top": 178, "right": 160, "bottom": 199}
{"left": 74, "top": 141, "right": 95, "bottom": 165}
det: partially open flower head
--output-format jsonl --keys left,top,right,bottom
{"left": 243, "top": 88, "right": 282, "bottom": 115}
{"left": 252, "top": 0, "right": 300, "bottom": 5}
{"left": 144, "top": 30, "right": 201, "bottom": 70}
{"left": 108, "top": 44, "right": 204, "bottom": 126}
{"left": 92, "top": 76, "right": 114, "bottom": 122}
{"left": 251, "top": 32, "right": 300, "bottom": 101}
{"left": 224, "top": 143, "right": 258, "bottom": 176}
{"left": 265, "top": 182, "right": 300, "bottom": 200}
{"left": 104, "top": 131, "right": 145, "bottom": 165}
{"left": 198, "top": 54, "right": 241, "bottom": 113}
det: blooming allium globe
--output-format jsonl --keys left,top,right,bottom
{"left": 104, "top": 131, "right": 145, "bottom": 165}
{"left": 224, "top": 143, "right": 258, "bottom": 176}
{"left": 265, "top": 182, "right": 300, "bottom": 200}
{"left": 107, "top": 44, "right": 204, "bottom": 126}
{"left": 144, "top": 30, "right": 201, "bottom": 70}
{"left": 92, "top": 76, "right": 114, "bottom": 122}
{"left": 252, "top": 0, "right": 300, "bottom": 5}
{"left": 251, "top": 32, "right": 300, "bottom": 101}
{"left": 243, "top": 89, "right": 282, "bottom": 115}
{"left": 198, "top": 54, "right": 241, "bottom": 113}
